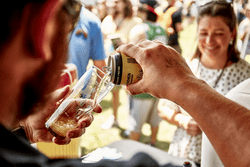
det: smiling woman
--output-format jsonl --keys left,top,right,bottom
{"left": 191, "top": 0, "right": 239, "bottom": 67}
{"left": 197, "top": 16, "right": 234, "bottom": 69}
{"left": 190, "top": 1, "right": 250, "bottom": 166}
{"left": 158, "top": 1, "right": 250, "bottom": 166}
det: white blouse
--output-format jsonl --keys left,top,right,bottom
{"left": 194, "top": 58, "right": 250, "bottom": 167}
{"left": 195, "top": 58, "right": 250, "bottom": 95}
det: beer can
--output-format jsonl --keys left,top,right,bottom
{"left": 107, "top": 53, "right": 143, "bottom": 85}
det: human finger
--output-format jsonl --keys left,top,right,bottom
{"left": 187, "top": 120, "right": 202, "bottom": 135}
{"left": 64, "top": 111, "right": 94, "bottom": 139}
{"left": 92, "top": 104, "right": 102, "bottom": 113}
{"left": 63, "top": 99, "right": 93, "bottom": 116}
{"left": 62, "top": 99, "right": 99, "bottom": 127}
{"left": 66, "top": 127, "right": 85, "bottom": 139}
{"left": 77, "top": 111, "right": 94, "bottom": 128}
{"left": 53, "top": 136, "right": 71, "bottom": 145}
{"left": 187, "top": 128, "right": 202, "bottom": 136}
{"left": 44, "top": 86, "right": 71, "bottom": 115}
{"left": 116, "top": 43, "right": 143, "bottom": 61}
{"left": 136, "top": 39, "right": 161, "bottom": 49}
{"left": 126, "top": 81, "right": 145, "bottom": 95}
{"left": 49, "top": 85, "right": 71, "bottom": 104}
{"left": 152, "top": 39, "right": 165, "bottom": 44}
{"left": 72, "top": 99, "right": 101, "bottom": 115}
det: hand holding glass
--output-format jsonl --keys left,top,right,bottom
{"left": 45, "top": 66, "right": 114, "bottom": 139}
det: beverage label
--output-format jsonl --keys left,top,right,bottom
{"left": 120, "top": 53, "right": 143, "bottom": 85}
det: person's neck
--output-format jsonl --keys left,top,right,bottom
{"left": 115, "top": 13, "right": 125, "bottom": 20}
{"left": 200, "top": 55, "right": 232, "bottom": 69}
{"left": 141, "top": 14, "right": 147, "bottom": 22}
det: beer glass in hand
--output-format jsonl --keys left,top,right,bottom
{"left": 45, "top": 66, "right": 114, "bottom": 139}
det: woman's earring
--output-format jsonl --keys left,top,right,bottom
{"left": 230, "top": 39, "right": 233, "bottom": 45}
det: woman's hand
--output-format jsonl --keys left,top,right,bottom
{"left": 179, "top": 117, "right": 202, "bottom": 136}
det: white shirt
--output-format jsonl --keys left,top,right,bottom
{"left": 192, "top": 59, "right": 250, "bottom": 167}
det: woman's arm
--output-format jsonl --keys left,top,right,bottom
{"left": 158, "top": 100, "right": 201, "bottom": 136}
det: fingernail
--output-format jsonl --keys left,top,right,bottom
{"left": 80, "top": 122, "right": 86, "bottom": 128}
{"left": 69, "top": 132, "right": 75, "bottom": 138}
{"left": 53, "top": 137, "right": 58, "bottom": 143}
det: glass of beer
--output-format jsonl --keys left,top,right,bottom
{"left": 45, "top": 66, "right": 114, "bottom": 139}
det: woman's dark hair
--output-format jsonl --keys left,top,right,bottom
{"left": 112, "top": 0, "right": 134, "bottom": 19}
{"left": 191, "top": 0, "right": 240, "bottom": 62}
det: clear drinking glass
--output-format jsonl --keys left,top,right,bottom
{"left": 45, "top": 66, "right": 114, "bottom": 139}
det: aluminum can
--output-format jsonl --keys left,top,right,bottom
{"left": 107, "top": 53, "right": 143, "bottom": 85}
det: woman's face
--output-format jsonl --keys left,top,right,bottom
{"left": 197, "top": 16, "right": 234, "bottom": 62}
{"left": 114, "top": 0, "right": 126, "bottom": 14}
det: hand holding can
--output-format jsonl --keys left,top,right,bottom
{"left": 107, "top": 53, "right": 143, "bottom": 85}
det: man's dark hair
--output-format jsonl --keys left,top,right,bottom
{"left": 0, "top": 1, "right": 45, "bottom": 48}
{"left": 138, "top": 6, "right": 158, "bottom": 22}
{"left": 146, "top": 10, "right": 157, "bottom": 22}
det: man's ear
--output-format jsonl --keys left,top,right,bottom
{"left": 29, "top": 0, "right": 64, "bottom": 61}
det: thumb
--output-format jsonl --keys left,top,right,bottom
{"left": 126, "top": 80, "right": 144, "bottom": 95}
{"left": 42, "top": 86, "right": 71, "bottom": 117}
{"left": 48, "top": 85, "right": 71, "bottom": 105}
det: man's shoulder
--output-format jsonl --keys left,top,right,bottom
{"left": 80, "top": 8, "right": 101, "bottom": 25}
{"left": 0, "top": 125, "right": 84, "bottom": 166}
{"left": 0, "top": 125, "right": 44, "bottom": 164}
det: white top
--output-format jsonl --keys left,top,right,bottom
{"left": 195, "top": 58, "right": 250, "bottom": 95}
{"left": 192, "top": 58, "right": 250, "bottom": 167}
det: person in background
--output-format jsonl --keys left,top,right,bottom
{"left": 68, "top": 5, "right": 106, "bottom": 79}
{"left": 100, "top": 0, "right": 142, "bottom": 129}
{"left": 96, "top": 0, "right": 109, "bottom": 22}
{"left": 182, "top": 0, "right": 197, "bottom": 25}
{"left": 236, "top": 0, "right": 247, "bottom": 25}
{"left": 79, "top": 0, "right": 96, "bottom": 12}
{"left": 101, "top": 0, "right": 142, "bottom": 44}
{"left": 126, "top": 0, "right": 167, "bottom": 146}
{"left": 238, "top": 3, "right": 250, "bottom": 59}
{"left": 158, "top": 0, "right": 183, "bottom": 53}
{"left": 158, "top": 1, "right": 250, "bottom": 166}
{"left": 130, "top": 0, "right": 168, "bottom": 45}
